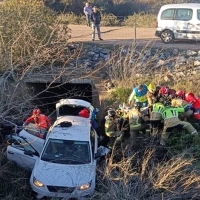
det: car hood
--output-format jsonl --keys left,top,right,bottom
{"left": 33, "top": 160, "right": 95, "bottom": 187}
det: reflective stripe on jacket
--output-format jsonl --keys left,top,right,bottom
{"left": 162, "top": 107, "right": 184, "bottom": 119}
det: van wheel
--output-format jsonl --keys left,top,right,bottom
{"left": 160, "top": 30, "right": 174, "bottom": 44}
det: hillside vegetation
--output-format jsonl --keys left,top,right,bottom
{"left": 1, "top": 0, "right": 200, "bottom": 200}
{"left": 45, "top": 0, "right": 198, "bottom": 16}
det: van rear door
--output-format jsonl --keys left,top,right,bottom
{"left": 173, "top": 8, "right": 193, "bottom": 39}
{"left": 187, "top": 9, "right": 200, "bottom": 40}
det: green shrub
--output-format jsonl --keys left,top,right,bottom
{"left": 101, "top": 14, "right": 120, "bottom": 26}
{"left": 109, "top": 87, "right": 132, "bottom": 104}
{"left": 60, "top": 13, "right": 86, "bottom": 25}
{"left": 123, "top": 12, "right": 157, "bottom": 28}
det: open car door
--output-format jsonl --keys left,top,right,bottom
{"left": 56, "top": 99, "right": 94, "bottom": 118}
{"left": 7, "top": 135, "right": 39, "bottom": 170}
{"left": 19, "top": 125, "right": 45, "bottom": 153}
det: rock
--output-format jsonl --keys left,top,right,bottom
{"left": 101, "top": 49, "right": 110, "bottom": 54}
{"left": 194, "top": 66, "right": 200, "bottom": 71}
{"left": 186, "top": 50, "right": 197, "bottom": 56}
{"left": 172, "top": 49, "right": 179, "bottom": 56}
{"left": 164, "top": 51, "right": 171, "bottom": 59}
{"left": 176, "top": 56, "right": 186, "bottom": 63}
{"left": 194, "top": 60, "right": 200, "bottom": 66}
{"left": 195, "top": 56, "right": 200, "bottom": 61}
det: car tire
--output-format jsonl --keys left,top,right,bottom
{"left": 160, "top": 30, "right": 174, "bottom": 44}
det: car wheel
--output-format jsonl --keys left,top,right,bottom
{"left": 160, "top": 30, "right": 174, "bottom": 44}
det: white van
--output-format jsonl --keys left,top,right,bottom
{"left": 155, "top": 3, "right": 200, "bottom": 43}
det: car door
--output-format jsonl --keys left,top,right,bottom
{"left": 7, "top": 135, "right": 39, "bottom": 170}
{"left": 174, "top": 8, "right": 193, "bottom": 39}
{"left": 189, "top": 9, "right": 200, "bottom": 40}
{"left": 19, "top": 128, "right": 45, "bottom": 153}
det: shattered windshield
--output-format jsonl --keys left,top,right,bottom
{"left": 41, "top": 139, "right": 91, "bottom": 164}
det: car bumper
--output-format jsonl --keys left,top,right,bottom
{"left": 30, "top": 175, "right": 95, "bottom": 199}
{"left": 155, "top": 30, "right": 161, "bottom": 37}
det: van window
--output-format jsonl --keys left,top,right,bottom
{"left": 175, "top": 9, "right": 193, "bottom": 21}
{"left": 161, "top": 9, "right": 175, "bottom": 20}
{"left": 198, "top": 10, "right": 200, "bottom": 20}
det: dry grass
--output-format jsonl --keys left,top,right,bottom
{"left": 94, "top": 145, "right": 200, "bottom": 200}
{"left": 102, "top": 43, "right": 200, "bottom": 96}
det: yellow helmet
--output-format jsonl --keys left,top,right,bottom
{"left": 148, "top": 83, "right": 156, "bottom": 93}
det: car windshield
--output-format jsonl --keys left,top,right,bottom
{"left": 41, "top": 139, "right": 91, "bottom": 164}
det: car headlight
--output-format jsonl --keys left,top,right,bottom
{"left": 77, "top": 182, "right": 91, "bottom": 190}
{"left": 33, "top": 177, "right": 44, "bottom": 187}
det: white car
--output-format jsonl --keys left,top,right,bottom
{"left": 7, "top": 115, "right": 99, "bottom": 199}
{"left": 17, "top": 98, "right": 99, "bottom": 153}
{"left": 155, "top": 3, "right": 200, "bottom": 43}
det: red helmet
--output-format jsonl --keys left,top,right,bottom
{"left": 159, "top": 86, "right": 169, "bottom": 95}
{"left": 176, "top": 90, "right": 185, "bottom": 99}
{"left": 32, "top": 109, "right": 41, "bottom": 115}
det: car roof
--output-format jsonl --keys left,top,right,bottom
{"left": 160, "top": 3, "right": 200, "bottom": 9}
{"left": 56, "top": 99, "right": 92, "bottom": 109}
{"left": 48, "top": 116, "right": 91, "bottom": 141}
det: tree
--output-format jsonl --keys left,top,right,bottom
{"left": 0, "top": 0, "right": 90, "bottom": 122}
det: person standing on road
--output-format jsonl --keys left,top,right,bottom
{"left": 83, "top": 2, "right": 92, "bottom": 27}
{"left": 90, "top": 6, "right": 103, "bottom": 41}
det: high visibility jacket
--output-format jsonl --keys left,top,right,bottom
{"left": 128, "top": 84, "right": 148, "bottom": 104}
{"left": 184, "top": 93, "right": 200, "bottom": 110}
{"left": 105, "top": 117, "right": 120, "bottom": 137}
{"left": 25, "top": 114, "right": 51, "bottom": 129}
{"left": 162, "top": 107, "right": 184, "bottom": 120}
{"left": 150, "top": 102, "right": 165, "bottom": 120}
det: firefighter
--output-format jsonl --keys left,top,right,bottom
{"left": 160, "top": 103, "right": 198, "bottom": 146}
{"left": 104, "top": 109, "right": 124, "bottom": 149}
{"left": 147, "top": 83, "right": 157, "bottom": 107}
{"left": 23, "top": 109, "right": 51, "bottom": 138}
{"left": 176, "top": 90, "right": 200, "bottom": 121}
{"left": 159, "top": 86, "right": 176, "bottom": 101}
{"left": 169, "top": 94, "right": 193, "bottom": 120}
{"left": 150, "top": 98, "right": 165, "bottom": 137}
{"left": 128, "top": 103, "right": 149, "bottom": 142}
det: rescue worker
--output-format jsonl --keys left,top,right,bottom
{"left": 116, "top": 104, "right": 130, "bottom": 139}
{"left": 159, "top": 86, "right": 176, "bottom": 101}
{"left": 150, "top": 98, "right": 165, "bottom": 137}
{"left": 147, "top": 83, "right": 157, "bottom": 107}
{"left": 79, "top": 108, "right": 90, "bottom": 118}
{"left": 169, "top": 94, "right": 193, "bottom": 120}
{"left": 128, "top": 84, "right": 148, "bottom": 107}
{"left": 128, "top": 103, "right": 149, "bottom": 142}
{"left": 104, "top": 109, "right": 123, "bottom": 149}
{"left": 160, "top": 103, "right": 198, "bottom": 146}
{"left": 176, "top": 90, "right": 200, "bottom": 121}
{"left": 23, "top": 109, "right": 51, "bottom": 138}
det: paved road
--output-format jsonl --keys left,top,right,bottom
{"left": 68, "top": 24, "right": 200, "bottom": 50}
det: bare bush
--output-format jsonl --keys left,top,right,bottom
{"left": 95, "top": 146, "right": 200, "bottom": 200}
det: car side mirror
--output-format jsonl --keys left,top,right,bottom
{"left": 24, "top": 150, "right": 34, "bottom": 157}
